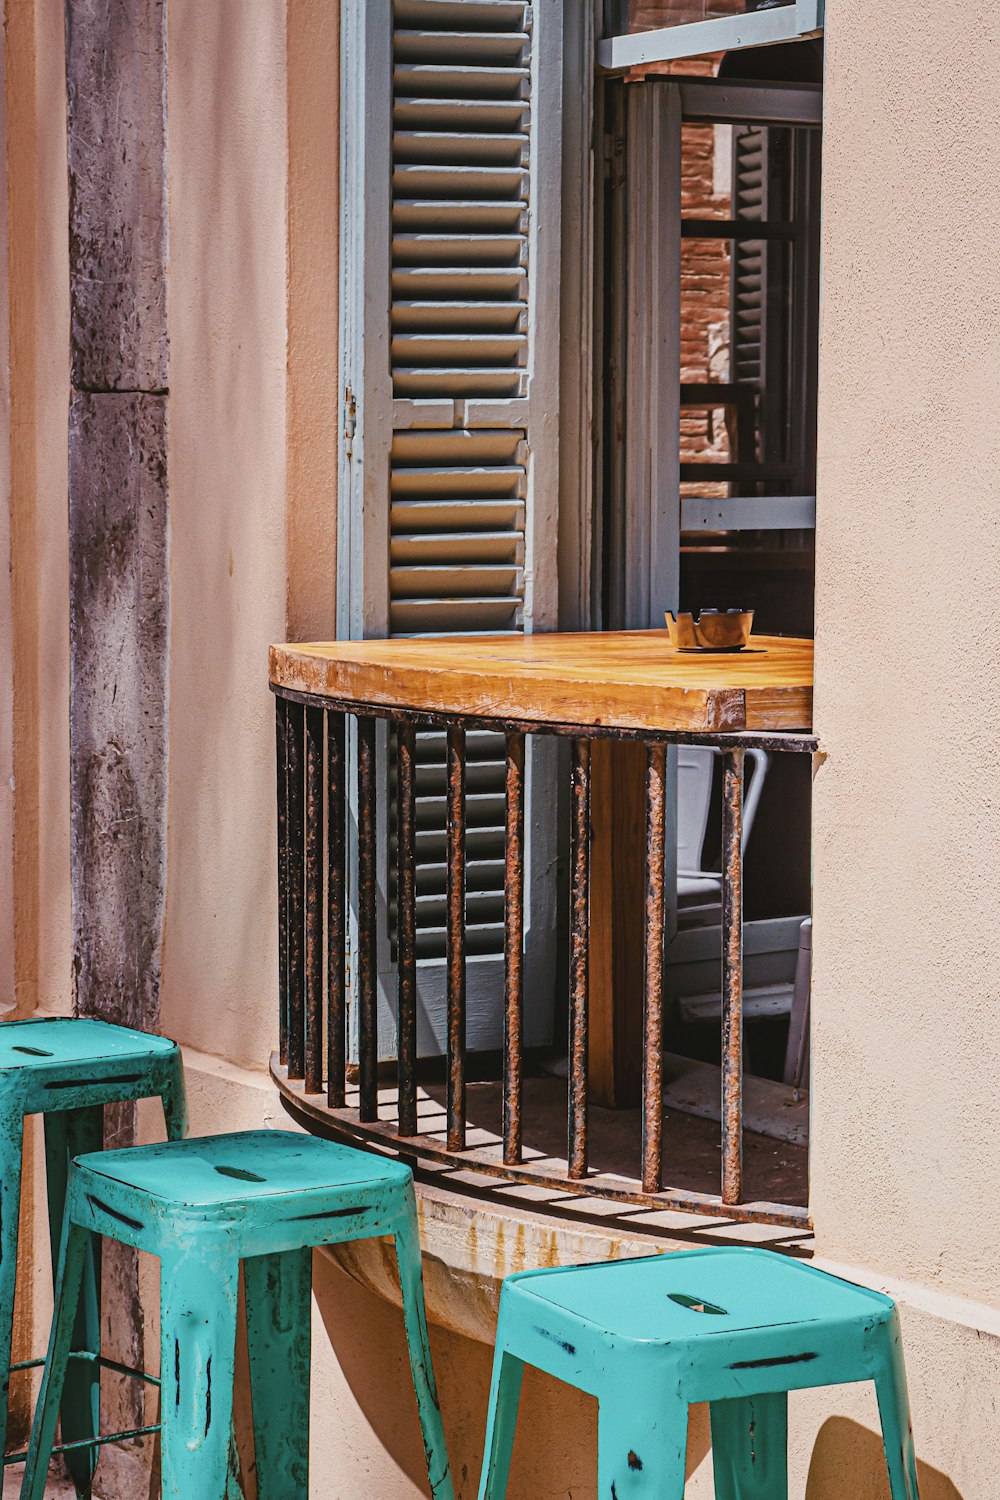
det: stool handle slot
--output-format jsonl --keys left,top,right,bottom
{"left": 667, "top": 1292, "right": 728, "bottom": 1315}
{"left": 214, "top": 1165, "right": 267, "bottom": 1183}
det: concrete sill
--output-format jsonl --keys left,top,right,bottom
{"left": 322, "top": 1169, "right": 814, "bottom": 1345}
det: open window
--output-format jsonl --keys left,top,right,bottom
{"left": 336, "top": 0, "right": 818, "bottom": 1163}
{"left": 299, "top": 0, "right": 824, "bottom": 1219}
{"left": 594, "top": 37, "right": 821, "bottom": 1102}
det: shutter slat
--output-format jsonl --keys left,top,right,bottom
{"left": 391, "top": 470, "right": 524, "bottom": 495}
{"left": 393, "top": 64, "right": 529, "bottom": 98}
{"left": 393, "top": 163, "right": 528, "bottom": 196}
{"left": 394, "top": 96, "right": 529, "bottom": 129}
{"left": 391, "top": 456, "right": 525, "bottom": 491}
{"left": 392, "top": 266, "right": 527, "bottom": 298}
{"left": 393, "top": 201, "right": 528, "bottom": 230}
{"left": 395, "top": 0, "right": 527, "bottom": 24}
{"left": 394, "top": 131, "right": 528, "bottom": 164}
{"left": 394, "top": 30, "right": 529, "bottom": 64}
{"left": 415, "top": 825, "right": 505, "bottom": 859}
{"left": 416, "top": 924, "right": 505, "bottom": 959}
{"left": 392, "top": 298, "right": 527, "bottom": 329}
{"left": 391, "top": 530, "right": 524, "bottom": 563}
{"left": 413, "top": 732, "right": 507, "bottom": 762}
{"left": 411, "top": 892, "right": 504, "bottom": 925}
{"left": 390, "top": 597, "right": 522, "bottom": 633}
{"left": 413, "top": 791, "right": 506, "bottom": 828}
{"left": 391, "top": 499, "right": 526, "bottom": 529}
{"left": 393, "top": 233, "right": 527, "bottom": 264}
{"left": 392, "top": 368, "right": 525, "bottom": 396}
{"left": 391, "top": 331, "right": 527, "bottom": 361}
{"left": 391, "top": 562, "right": 523, "bottom": 595}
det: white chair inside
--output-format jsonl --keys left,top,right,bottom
{"left": 676, "top": 745, "right": 770, "bottom": 901}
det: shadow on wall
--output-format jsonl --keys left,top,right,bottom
{"left": 314, "top": 1251, "right": 712, "bottom": 1498}
{"left": 806, "top": 1417, "right": 965, "bottom": 1500}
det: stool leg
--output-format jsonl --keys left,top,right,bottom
{"left": 0, "top": 1114, "right": 24, "bottom": 1464}
{"left": 393, "top": 1199, "right": 454, "bottom": 1499}
{"left": 244, "top": 1248, "right": 312, "bottom": 1498}
{"left": 874, "top": 1315, "right": 920, "bottom": 1500}
{"left": 43, "top": 1108, "right": 103, "bottom": 1497}
{"left": 597, "top": 1390, "right": 689, "bottom": 1498}
{"left": 19, "top": 1219, "right": 92, "bottom": 1500}
{"left": 710, "top": 1392, "right": 788, "bottom": 1500}
{"left": 475, "top": 1347, "right": 524, "bottom": 1500}
{"left": 159, "top": 1250, "right": 240, "bottom": 1499}
{"left": 160, "top": 1053, "right": 189, "bottom": 1142}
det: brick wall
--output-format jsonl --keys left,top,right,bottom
{"left": 676, "top": 57, "right": 731, "bottom": 493}
{"left": 626, "top": 41, "right": 737, "bottom": 495}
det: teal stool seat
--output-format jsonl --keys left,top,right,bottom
{"left": 0, "top": 1017, "right": 186, "bottom": 1490}
{"left": 21, "top": 1130, "right": 454, "bottom": 1499}
{"left": 477, "top": 1247, "right": 919, "bottom": 1499}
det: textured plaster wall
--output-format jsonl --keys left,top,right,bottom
{"left": 285, "top": 0, "right": 339, "bottom": 641}
{"left": 160, "top": 0, "right": 339, "bottom": 1065}
{"left": 809, "top": 0, "right": 1000, "bottom": 1307}
{"left": 0, "top": 9, "right": 13, "bottom": 1013}
{"left": 160, "top": 0, "right": 289, "bottom": 1069}
{"left": 2, "top": 0, "right": 72, "bottom": 1441}
{"left": 5, "top": 0, "right": 72, "bottom": 1020}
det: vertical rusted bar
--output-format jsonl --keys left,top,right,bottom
{"left": 721, "top": 746, "right": 745, "bottom": 1206}
{"left": 304, "top": 705, "right": 324, "bottom": 1094}
{"left": 446, "top": 723, "right": 467, "bottom": 1151}
{"left": 503, "top": 731, "right": 525, "bottom": 1165}
{"left": 275, "top": 696, "right": 289, "bottom": 1067}
{"left": 357, "top": 717, "right": 379, "bottom": 1122}
{"left": 396, "top": 722, "right": 418, "bottom": 1137}
{"left": 285, "top": 701, "right": 305, "bottom": 1081}
{"left": 327, "top": 711, "right": 347, "bottom": 1108}
{"left": 642, "top": 741, "right": 667, "bottom": 1193}
{"left": 568, "top": 737, "right": 591, "bottom": 1179}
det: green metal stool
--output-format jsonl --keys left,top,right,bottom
{"left": 0, "top": 1016, "right": 186, "bottom": 1491}
{"left": 21, "top": 1129, "right": 454, "bottom": 1500}
{"left": 477, "top": 1247, "right": 920, "bottom": 1499}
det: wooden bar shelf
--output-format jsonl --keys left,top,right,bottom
{"left": 269, "top": 629, "right": 815, "bottom": 1230}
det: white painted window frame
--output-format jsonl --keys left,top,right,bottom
{"left": 598, "top": 0, "right": 824, "bottom": 74}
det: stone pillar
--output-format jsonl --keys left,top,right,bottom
{"left": 66, "top": 2, "right": 168, "bottom": 1489}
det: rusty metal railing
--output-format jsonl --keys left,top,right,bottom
{"left": 272, "top": 687, "right": 816, "bottom": 1229}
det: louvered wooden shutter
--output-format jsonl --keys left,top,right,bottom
{"left": 340, "top": 0, "right": 563, "bottom": 1059}
{"left": 730, "top": 119, "right": 820, "bottom": 496}
{"left": 731, "top": 124, "right": 766, "bottom": 403}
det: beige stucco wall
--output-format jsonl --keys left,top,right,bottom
{"left": 0, "top": 5, "right": 13, "bottom": 1016}
{"left": 4, "top": 0, "right": 72, "bottom": 1023}
{"left": 810, "top": 0, "right": 1000, "bottom": 1307}
{"left": 160, "top": 0, "right": 339, "bottom": 1072}
{"left": 160, "top": 0, "right": 290, "bottom": 1072}
{"left": 1, "top": 0, "right": 72, "bottom": 1444}
{"left": 3, "top": 0, "right": 999, "bottom": 1495}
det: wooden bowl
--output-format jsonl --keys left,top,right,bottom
{"left": 664, "top": 609, "right": 754, "bottom": 651}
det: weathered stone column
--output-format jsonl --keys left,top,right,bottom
{"left": 66, "top": 1, "right": 168, "bottom": 1488}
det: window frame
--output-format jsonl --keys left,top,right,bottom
{"left": 598, "top": 0, "right": 824, "bottom": 74}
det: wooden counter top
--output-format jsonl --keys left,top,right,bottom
{"left": 270, "top": 631, "right": 812, "bottom": 735}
